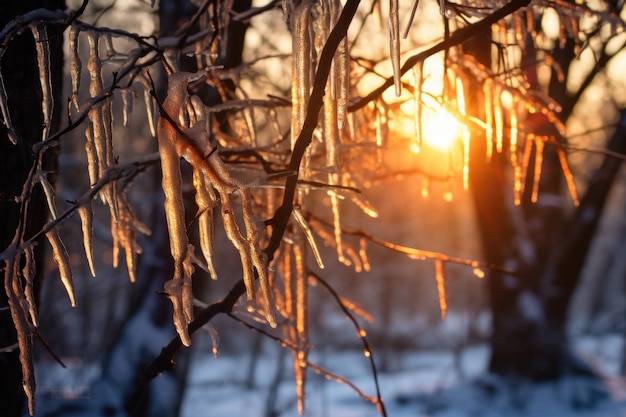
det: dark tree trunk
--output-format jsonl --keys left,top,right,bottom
{"left": 464, "top": 18, "right": 625, "bottom": 380}
{"left": 0, "top": 2, "right": 64, "bottom": 416}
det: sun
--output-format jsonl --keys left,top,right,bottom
{"left": 409, "top": 105, "right": 462, "bottom": 154}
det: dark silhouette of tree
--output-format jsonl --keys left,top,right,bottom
{"left": 0, "top": 1, "right": 64, "bottom": 416}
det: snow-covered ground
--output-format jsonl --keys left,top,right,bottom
{"left": 33, "top": 328, "right": 626, "bottom": 417}
{"left": 180, "top": 335, "right": 626, "bottom": 417}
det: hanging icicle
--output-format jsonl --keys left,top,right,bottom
{"left": 120, "top": 88, "right": 133, "bottom": 127}
{"left": 69, "top": 24, "right": 81, "bottom": 111}
{"left": 77, "top": 201, "right": 96, "bottom": 277}
{"left": 333, "top": 0, "right": 349, "bottom": 130}
{"left": 293, "top": 239, "right": 308, "bottom": 415}
{"left": 531, "top": 136, "right": 545, "bottom": 203}
{"left": 4, "top": 258, "right": 36, "bottom": 416}
{"left": 434, "top": 258, "right": 448, "bottom": 318}
{"left": 483, "top": 79, "right": 494, "bottom": 159}
{"left": 291, "top": 0, "right": 314, "bottom": 148}
{"left": 22, "top": 246, "right": 38, "bottom": 327}
{"left": 412, "top": 64, "right": 424, "bottom": 153}
{"left": 389, "top": 0, "right": 401, "bottom": 96}
{"left": 556, "top": 144, "right": 580, "bottom": 206}
{"left": 46, "top": 229, "right": 76, "bottom": 307}
{"left": 292, "top": 206, "right": 325, "bottom": 269}
{"left": 455, "top": 76, "right": 470, "bottom": 191}
{"left": 240, "top": 190, "right": 276, "bottom": 327}
{"left": 38, "top": 171, "right": 58, "bottom": 220}
{"left": 158, "top": 80, "right": 193, "bottom": 345}
{"left": 193, "top": 168, "right": 219, "bottom": 281}
{"left": 30, "top": 23, "right": 53, "bottom": 141}
{"left": 493, "top": 83, "right": 504, "bottom": 154}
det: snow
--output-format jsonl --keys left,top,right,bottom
{"left": 32, "top": 323, "right": 626, "bottom": 417}
{"left": 179, "top": 339, "right": 626, "bottom": 417}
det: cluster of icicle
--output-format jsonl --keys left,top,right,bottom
{"left": 157, "top": 69, "right": 278, "bottom": 345}
{"left": 380, "top": 0, "right": 624, "bottom": 319}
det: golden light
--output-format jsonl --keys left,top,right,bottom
{"left": 418, "top": 106, "right": 463, "bottom": 153}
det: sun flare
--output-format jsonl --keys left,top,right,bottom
{"left": 409, "top": 106, "right": 462, "bottom": 153}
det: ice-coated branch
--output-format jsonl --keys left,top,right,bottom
{"left": 348, "top": 0, "right": 531, "bottom": 112}
{"left": 128, "top": 0, "right": 364, "bottom": 410}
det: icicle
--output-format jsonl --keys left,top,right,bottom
{"left": 69, "top": 25, "right": 82, "bottom": 110}
{"left": 69, "top": 25, "right": 81, "bottom": 111}
{"left": 112, "top": 201, "right": 146, "bottom": 284}
{"left": 164, "top": 275, "right": 193, "bottom": 346}
{"left": 359, "top": 238, "right": 371, "bottom": 272}
{"left": 120, "top": 89, "right": 133, "bottom": 127}
{"left": 293, "top": 240, "right": 308, "bottom": 415}
{"left": 389, "top": 0, "right": 401, "bottom": 96}
{"left": 434, "top": 259, "right": 447, "bottom": 318}
{"left": 461, "top": 128, "right": 471, "bottom": 191}
{"left": 510, "top": 97, "right": 522, "bottom": 205}
{"left": 193, "top": 168, "right": 219, "bottom": 280}
{"left": 30, "top": 23, "right": 53, "bottom": 141}
{"left": 494, "top": 84, "right": 504, "bottom": 154}
{"left": 38, "top": 171, "right": 58, "bottom": 219}
{"left": 142, "top": 78, "right": 157, "bottom": 137}
{"left": 331, "top": 191, "right": 349, "bottom": 266}
{"left": 455, "top": 76, "right": 470, "bottom": 190}
{"left": 158, "top": 74, "right": 193, "bottom": 345}
{"left": 483, "top": 79, "right": 494, "bottom": 159}
{"left": 77, "top": 201, "right": 96, "bottom": 277}
{"left": 520, "top": 134, "right": 534, "bottom": 197}
{"left": 86, "top": 31, "right": 106, "bottom": 173}
{"left": 4, "top": 259, "right": 36, "bottom": 415}
{"left": 22, "top": 246, "right": 38, "bottom": 327}
{"left": 556, "top": 145, "right": 580, "bottom": 206}
{"left": 46, "top": 229, "right": 76, "bottom": 307}
{"left": 86, "top": 30, "right": 117, "bottom": 217}
{"left": 84, "top": 122, "right": 99, "bottom": 187}
{"left": 291, "top": 0, "right": 314, "bottom": 147}
{"left": 412, "top": 65, "right": 423, "bottom": 153}
{"left": 531, "top": 136, "right": 545, "bottom": 203}
{"left": 283, "top": 242, "right": 294, "bottom": 321}
{"left": 334, "top": 0, "right": 349, "bottom": 130}
{"left": 292, "top": 206, "right": 325, "bottom": 269}
{"left": 240, "top": 190, "right": 276, "bottom": 327}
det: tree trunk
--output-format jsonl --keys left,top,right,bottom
{"left": 465, "top": 19, "right": 626, "bottom": 380}
{"left": 0, "top": 2, "right": 64, "bottom": 415}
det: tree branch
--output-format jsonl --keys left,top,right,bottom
{"left": 348, "top": 0, "right": 531, "bottom": 112}
{"left": 126, "top": 0, "right": 363, "bottom": 410}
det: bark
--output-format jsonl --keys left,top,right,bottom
{"left": 0, "top": 2, "right": 64, "bottom": 415}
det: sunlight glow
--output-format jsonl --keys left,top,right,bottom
{"left": 412, "top": 106, "right": 462, "bottom": 153}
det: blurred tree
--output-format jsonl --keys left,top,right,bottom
{"left": 0, "top": 1, "right": 64, "bottom": 416}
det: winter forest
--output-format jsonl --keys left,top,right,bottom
{"left": 2, "top": 0, "right": 626, "bottom": 416}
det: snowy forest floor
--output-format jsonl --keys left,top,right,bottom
{"left": 180, "top": 335, "right": 626, "bottom": 417}
{"left": 35, "top": 334, "right": 626, "bottom": 417}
